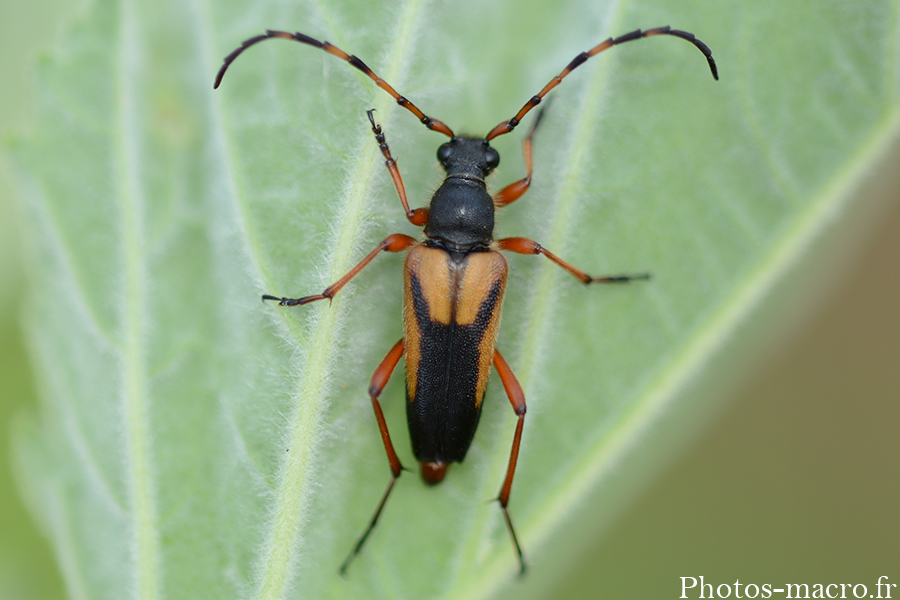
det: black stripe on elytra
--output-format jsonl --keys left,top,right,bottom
{"left": 406, "top": 270, "right": 504, "bottom": 464}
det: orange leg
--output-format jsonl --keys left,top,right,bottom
{"left": 367, "top": 110, "right": 428, "bottom": 226}
{"left": 493, "top": 103, "right": 550, "bottom": 208}
{"left": 493, "top": 348, "right": 528, "bottom": 575}
{"left": 340, "top": 339, "right": 407, "bottom": 575}
{"left": 497, "top": 236, "right": 650, "bottom": 284}
{"left": 263, "top": 233, "right": 417, "bottom": 306}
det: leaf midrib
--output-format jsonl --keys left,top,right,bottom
{"left": 116, "top": 0, "right": 160, "bottom": 596}
{"left": 210, "top": 1, "right": 431, "bottom": 598}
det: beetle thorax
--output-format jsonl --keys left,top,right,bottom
{"left": 425, "top": 136, "right": 500, "bottom": 252}
{"left": 424, "top": 178, "right": 494, "bottom": 251}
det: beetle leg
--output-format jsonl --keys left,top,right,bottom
{"left": 367, "top": 110, "right": 429, "bottom": 226}
{"left": 493, "top": 348, "right": 528, "bottom": 575}
{"left": 262, "top": 233, "right": 417, "bottom": 306}
{"left": 493, "top": 103, "right": 550, "bottom": 208}
{"left": 496, "top": 237, "right": 650, "bottom": 284}
{"left": 340, "top": 338, "right": 407, "bottom": 575}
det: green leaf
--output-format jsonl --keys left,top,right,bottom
{"left": 10, "top": 0, "right": 899, "bottom": 598}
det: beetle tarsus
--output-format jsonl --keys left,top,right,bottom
{"left": 588, "top": 272, "right": 651, "bottom": 284}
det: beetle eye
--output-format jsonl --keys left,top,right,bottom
{"left": 437, "top": 142, "right": 453, "bottom": 165}
{"left": 484, "top": 146, "right": 500, "bottom": 171}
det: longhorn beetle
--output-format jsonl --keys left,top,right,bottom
{"left": 215, "top": 25, "right": 717, "bottom": 575}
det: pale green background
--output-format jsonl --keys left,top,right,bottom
{"left": 1, "top": 0, "right": 898, "bottom": 598}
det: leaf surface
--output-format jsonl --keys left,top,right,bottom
{"left": 11, "top": 0, "right": 899, "bottom": 598}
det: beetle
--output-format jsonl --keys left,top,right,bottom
{"left": 215, "top": 25, "right": 717, "bottom": 575}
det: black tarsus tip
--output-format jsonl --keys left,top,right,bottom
{"left": 499, "top": 505, "right": 527, "bottom": 576}
{"left": 587, "top": 272, "right": 651, "bottom": 284}
{"left": 338, "top": 560, "right": 352, "bottom": 578}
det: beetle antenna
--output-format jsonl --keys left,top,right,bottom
{"left": 214, "top": 30, "right": 455, "bottom": 137}
{"left": 485, "top": 26, "right": 718, "bottom": 140}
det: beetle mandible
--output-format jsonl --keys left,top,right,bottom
{"left": 214, "top": 25, "right": 718, "bottom": 575}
